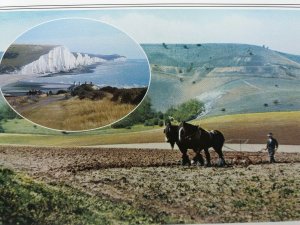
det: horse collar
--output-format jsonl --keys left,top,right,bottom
{"left": 185, "top": 127, "right": 200, "bottom": 140}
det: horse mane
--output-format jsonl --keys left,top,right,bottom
{"left": 171, "top": 124, "right": 179, "bottom": 129}
{"left": 165, "top": 122, "right": 179, "bottom": 134}
{"left": 182, "top": 121, "right": 199, "bottom": 132}
{"left": 198, "top": 126, "right": 207, "bottom": 133}
{"left": 166, "top": 121, "right": 178, "bottom": 129}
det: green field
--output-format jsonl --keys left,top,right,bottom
{"left": 0, "top": 167, "right": 170, "bottom": 225}
{"left": 0, "top": 111, "right": 299, "bottom": 146}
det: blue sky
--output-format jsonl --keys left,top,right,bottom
{"left": 13, "top": 18, "right": 145, "bottom": 58}
{"left": 1, "top": 8, "right": 300, "bottom": 55}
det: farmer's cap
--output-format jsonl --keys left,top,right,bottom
{"left": 267, "top": 132, "right": 273, "bottom": 137}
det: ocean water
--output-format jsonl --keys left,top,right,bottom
{"left": 2, "top": 59, "right": 150, "bottom": 96}
{"left": 37, "top": 59, "right": 150, "bottom": 88}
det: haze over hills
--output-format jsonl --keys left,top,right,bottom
{"left": 142, "top": 43, "right": 300, "bottom": 117}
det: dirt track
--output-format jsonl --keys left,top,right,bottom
{"left": 0, "top": 145, "right": 299, "bottom": 223}
{"left": 11, "top": 95, "right": 66, "bottom": 113}
{"left": 97, "top": 143, "right": 299, "bottom": 153}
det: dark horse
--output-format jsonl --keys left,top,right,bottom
{"left": 164, "top": 122, "right": 190, "bottom": 165}
{"left": 164, "top": 121, "right": 226, "bottom": 166}
{"left": 164, "top": 122, "right": 210, "bottom": 166}
{"left": 179, "top": 121, "right": 226, "bottom": 167}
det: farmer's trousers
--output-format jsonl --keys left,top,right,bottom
{"left": 268, "top": 148, "right": 276, "bottom": 163}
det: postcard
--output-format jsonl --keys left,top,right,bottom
{"left": 0, "top": 1, "right": 299, "bottom": 224}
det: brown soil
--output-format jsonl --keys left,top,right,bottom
{"left": 1, "top": 146, "right": 299, "bottom": 173}
{"left": 1, "top": 145, "right": 299, "bottom": 223}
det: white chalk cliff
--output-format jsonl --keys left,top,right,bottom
{"left": 113, "top": 56, "right": 127, "bottom": 62}
{"left": 18, "top": 46, "right": 110, "bottom": 75}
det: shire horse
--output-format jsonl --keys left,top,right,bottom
{"left": 164, "top": 122, "right": 193, "bottom": 165}
{"left": 164, "top": 121, "right": 226, "bottom": 166}
{"left": 179, "top": 121, "right": 226, "bottom": 166}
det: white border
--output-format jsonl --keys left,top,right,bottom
{"left": 1, "top": 0, "right": 300, "bottom": 6}
{"left": 1, "top": 0, "right": 300, "bottom": 10}
{"left": 0, "top": 2, "right": 299, "bottom": 224}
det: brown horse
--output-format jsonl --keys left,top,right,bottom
{"left": 179, "top": 121, "right": 226, "bottom": 167}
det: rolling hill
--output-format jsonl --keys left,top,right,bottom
{"left": 2, "top": 43, "right": 300, "bottom": 119}
{"left": 142, "top": 43, "right": 300, "bottom": 117}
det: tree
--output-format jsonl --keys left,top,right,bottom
{"left": 165, "top": 99, "right": 205, "bottom": 122}
{"left": 0, "top": 103, "right": 18, "bottom": 121}
{"left": 130, "top": 96, "right": 154, "bottom": 122}
{"left": 111, "top": 96, "right": 154, "bottom": 128}
{"left": 157, "top": 111, "right": 164, "bottom": 120}
{"left": 111, "top": 117, "right": 134, "bottom": 128}
{"left": 0, "top": 126, "right": 4, "bottom": 133}
{"left": 158, "top": 120, "right": 164, "bottom": 127}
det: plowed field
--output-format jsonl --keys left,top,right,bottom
{"left": 0, "top": 145, "right": 299, "bottom": 223}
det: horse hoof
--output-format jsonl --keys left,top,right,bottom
{"left": 217, "top": 159, "right": 226, "bottom": 167}
{"left": 182, "top": 160, "right": 191, "bottom": 166}
{"left": 205, "top": 163, "right": 212, "bottom": 167}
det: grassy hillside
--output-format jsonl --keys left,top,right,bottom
{"left": 0, "top": 111, "right": 299, "bottom": 145}
{"left": 192, "top": 111, "right": 300, "bottom": 144}
{"left": 0, "top": 44, "right": 56, "bottom": 73}
{"left": 142, "top": 43, "right": 300, "bottom": 114}
{"left": 276, "top": 51, "right": 300, "bottom": 64}
{"left": 142, "top": 43, "right": 300, "bottom": 71}
{"left": 18, "top": 97, "right": 135, "bottom": 131}
{"left": 4, "top": 84, "right": 146, "bottom": 131}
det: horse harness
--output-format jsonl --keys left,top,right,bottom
{"left": 182, "top": 126, "right": 215, "bottom": 143}
{"left": 180, "top": 126, "right": 197, "bottom": 141}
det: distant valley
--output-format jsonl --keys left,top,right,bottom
{"left": 142, "top": 43, "right": 300, "bottom": 117}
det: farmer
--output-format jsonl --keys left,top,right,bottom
{"left": 265, "top": 132, "right": 278, "bottom": 163}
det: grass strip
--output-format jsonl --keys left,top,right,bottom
{"left": 0, "top": 167, "right": 172, "bottom": 225}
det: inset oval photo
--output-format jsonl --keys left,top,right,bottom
{"left": 0, "top": 18, "right": 150, "bottom": 131}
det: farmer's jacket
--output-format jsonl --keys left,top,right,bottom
{"left": 266, "top": 137, "right": 278, "bottom": 150}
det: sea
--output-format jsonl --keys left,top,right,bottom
{"left": 1, "top": 59, "right": 150, "bottom": 96}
